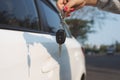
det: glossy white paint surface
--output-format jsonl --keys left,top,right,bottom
{"left": 0, "top": 29, "right": 86, "bottom": 80}
{"left": 0, "top": 29, "right": 28, "bottom": 80}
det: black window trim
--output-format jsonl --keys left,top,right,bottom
{"left": 0, "top": 24, "right": 42, "bottom": 33}
{"left": 37, "top": 0, "right": 61, "bottom": 33}
{"left": 41, "top": 0, "right": 59, "bottom": 14}
{"left": 34, "top": 0, "right": 43, "bottom": 31}
{"left": 0, "top": 24, "right": 56, "bottom": 35}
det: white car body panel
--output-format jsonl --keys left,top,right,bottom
{"left": 0, "top": 28, "right": 85, "bottom": 80}
{"left": 0, "top": 29, "right": 28, "bottom": 80}
{"left": 65, "top": 38, "right": 86, "bottom": 80}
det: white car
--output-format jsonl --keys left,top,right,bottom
{"left": 0, "top": 0, "right": 86, "bottom": 80}
{"left": 106, "top": 46, "right": 115, "bottom": 55}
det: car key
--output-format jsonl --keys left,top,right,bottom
{"left": 59, "top": 44, "right": 62, "bottom": 57}
{"left": 60, "top": 10, "right": 65, "bottom": 57}
{"left": 56, "top": 29, "right": 66, "bottom": 57}
{"left": 57, "top": 10, "right": 66, "bottom": 57}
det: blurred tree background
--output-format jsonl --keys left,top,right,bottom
{"left": 65, "top": 19, "right": 94, "bottom": 44}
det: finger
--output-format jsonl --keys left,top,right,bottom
{"left": 66, "top": 8, "right": 75, "bottom": 17}
{"left": 70, "top": 8, "right": 75, "bottom": 12}
{"left": 67, "top": 14, "right": 71, "bottom": 17}
{"left": 63, "top": 0, "right": 68, "bottom": 4}
{"left": 66, "top": 12, "right": 71, "bottom": 17}
{"left": 57, "top": 0, "right": 65, "bottom": 10}
{"left": 64, "top": 7, "right": 75, "bottom": 17}
{"left": 75, "top": 1, "right": 86, "bottom": 10}
{"left": 64, "top": 1, "right": 76, "bottom": 12}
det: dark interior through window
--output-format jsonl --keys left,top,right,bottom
{"left": 0, "top": 0, "right": 40, "bottom": 31}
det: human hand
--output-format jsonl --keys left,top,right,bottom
{"left": 57, "top": 0, "right": 86, "bottom": 16}
{"left": 57, "top": 0, "right": 97, "bottom": 17}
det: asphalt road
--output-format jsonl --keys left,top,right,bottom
{"left": 86, "top": 54, "right": 120, "bottom": 80}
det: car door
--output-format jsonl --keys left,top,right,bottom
{"left": 35, "top": 0, "right": 86, "bottom": 80}
{"left": 34, "top": 0, "right": 74, "bottom": 80}
{"left": 0, "top": 0, "right": 39, "bottom": 80}
{"left": 27, "top": 0, "right": 71, "bottom": 80}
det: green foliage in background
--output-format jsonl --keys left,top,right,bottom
{"left": 66, "top": 19, "right": 94, "bottom": 41}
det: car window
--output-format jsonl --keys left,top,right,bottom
{"left": 36, "top": 0, "right": 62, "bottom": 33}
{"left": 0, "top": 0, "right": 40, "bottom": 31}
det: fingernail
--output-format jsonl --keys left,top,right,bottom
{"left": 70, "top": 8, "right": 75, "bottom": 12}
{"left": 63, "top": 6, "right": 68, "bottom": 12}
{"left": 67, "top": 14, "right": 70, "bottom": 17}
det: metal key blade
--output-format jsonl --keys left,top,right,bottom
{"left": 57, "top": 9, "right": 66, "bottom": 57}
{"left": 58, "top": 44, "right": 62, "bottom": 57}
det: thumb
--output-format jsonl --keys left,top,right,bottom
{"left": 57, "top": 0, "right": 65, "bottom": 11}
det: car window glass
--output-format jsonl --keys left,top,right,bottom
{"left": 36, "top": 0, "right": 61, "bottom": 33}
{"left": 0, "top": 0, "right": 40, "bottom": 31}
